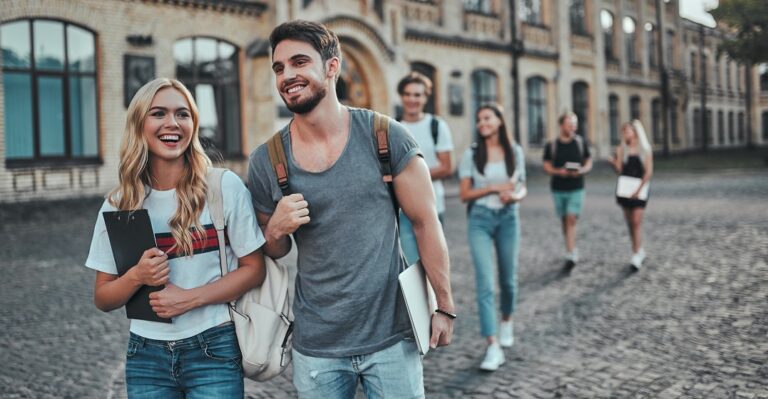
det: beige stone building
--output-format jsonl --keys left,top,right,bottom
{"left": 0, "top": 0, "right": 764, "bottom": 202}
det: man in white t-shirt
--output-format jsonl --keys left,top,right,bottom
{"left": 397, "top": 72, "right": 454, "bottom": 265}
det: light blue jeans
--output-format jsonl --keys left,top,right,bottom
{"left": 125, "top": 323, "right": 243, "bottom": 399}
{"left": 292, "top": 339, "right": 424, "bottom": 399}
{"left": 399, "top": 211, "right": 445, "bottom": 266}
{"left": 467, "top": 204, "right": 520, "bottom": 338}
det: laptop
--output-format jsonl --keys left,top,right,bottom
{"left": 398, "top": 261, "right": 437, "bottom": 355}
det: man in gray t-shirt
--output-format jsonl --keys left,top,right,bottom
{"left": 248, "top": 21, "right": 454, "bottom": 398}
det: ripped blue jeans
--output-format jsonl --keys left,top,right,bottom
{"left": 291, "top": 339, "right": 423, "bottom": 399}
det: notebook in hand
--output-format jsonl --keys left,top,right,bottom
{"left": 616, "top": 176, "right": 649, "bottom": 200}
{"left": 398, "top": 261, "right": 437, "bottom": 355}
{"left": 102, "top": 210, "right": 171, "bottom": 323}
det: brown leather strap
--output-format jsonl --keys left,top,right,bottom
{"left": 267, "top": 132, "right": 290, "bottom": 196}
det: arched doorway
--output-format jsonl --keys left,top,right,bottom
{"left": 334, "top": 36, "right": 388, "bottom": 112}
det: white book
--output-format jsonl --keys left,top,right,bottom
{"left": 398, "top": 261, "right": 437, "bottom": 355}
{"left": 616, "top": 175, "right": 649, "bottom": 200}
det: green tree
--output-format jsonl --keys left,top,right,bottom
{"left": 711, "top": 0, "right": 768, "bottom": 148}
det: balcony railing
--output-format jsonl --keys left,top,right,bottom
{"left": 464, "top": 10, "right": 503, "bottom": 38}
{"left": 404, "top": 0, "right": 442, "bottom": 26}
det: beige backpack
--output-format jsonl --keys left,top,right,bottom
{"left": 206, "top": 167, "right": 294, "bottom": 382}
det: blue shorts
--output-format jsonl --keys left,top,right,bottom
{"left": 552, "top": 189, "right": 585, "bottom": 218}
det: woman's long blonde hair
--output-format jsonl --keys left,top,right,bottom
{"left": 621, "top": 119, "right": 653, "bottom": 165}
{"left": 108, "top": 78, "right": 211, "bottom": 257}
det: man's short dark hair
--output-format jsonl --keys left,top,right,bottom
{"left": 269, "top": 20, "right": 342, "bottom": 66}
{"left": 397, "top": 72, "right": 433, "bottom": 96}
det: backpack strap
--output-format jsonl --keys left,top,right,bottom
{"left": 431, "top": 115, "right": 439, "bottom": 146}
{"left": 206, "top": 167, "right": 236, "bottom": 313}
{"left": 373, "top": 112, "right": 399, "bottom": 217}
{"left": 574, "top": 134, "right": 585, "bottom": 162}
{"left": 267, "top": 131, "right": 290, "bottom": 197}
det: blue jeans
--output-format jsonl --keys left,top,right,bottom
{"left": 399, "top": 211, "right": 445, "bottom": 266}
{"left": 292, "top": 339, "right": 424, "bottom": 399}
{"left": 467, "top": 205, "right": 520, "bottom": 338}
{"left": 125, "top": 323, "right": 244, "bottom": 399}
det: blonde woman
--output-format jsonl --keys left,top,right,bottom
{"left": 609, "top": 120, "right": 653, "bottom": 269}
{"left": 85, "top": 78, "right": 266, "bottom": 398}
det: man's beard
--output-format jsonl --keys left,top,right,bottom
{"left": 284, "top": 86, "right": 327, "bottom": 114}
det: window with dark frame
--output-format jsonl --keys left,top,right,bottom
{"left": 624, "top": 17, "right": 638, "bottom": 66}
{"left": 570, "top": 0, "right": 588, "bottom": 35}
{"left": 706, "top": 109, "right": 713, "bottom": 145}
{"left": 762, "top": 111, "right": 768, "bottom": 140}
{"left": 693, "top": 108, "right": 701, "bottom": 146}
{"left": 521, "top": 0, "right": 542, "bottom": 25}
{"left": 601, "top": 10, "right": 615, "bottom": 61}
{"left": 645, "top": 22, "right": 656, "bottom": 67}
{"left": 572, "top": 81, "right": 589, "bottom": 138}
{"left": 728, "top": 111, "right": 734, "bottom": 143}
{"left": 174, "top": 37, "right": 242, "bottom": 157}
{"left": 718, "top": 110, "right": 724, "bottom": 144}
{"left": 526, "top": 76, "right": 547, "bottom": 145}
{"left": 652, "top": 98, "right": 661, "bottom": 144}
{"left": 630, "top": 96, "right": 641, "bottom": 121}
{"left": 609, "top": 94, "right": 620, "bottom": 145}
{"left": 1, "top": 19, "right": 99, "bottom": 165}
{"left": 738, "top": 112, "right": 744, "bottom": 143}
{"left": 671, "top": 100, "right": 679, "bottom": 144}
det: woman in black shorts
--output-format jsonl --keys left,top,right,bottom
{"left": 609, "top": 120, "right": 653, "bottom": 269}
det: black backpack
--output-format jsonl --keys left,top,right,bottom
{"left": 396, "top": 114, "right": 441, "bottom": 147}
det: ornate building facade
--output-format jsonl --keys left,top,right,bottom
{"left": 0, "top": 0, "right": 764, "bottom": 202}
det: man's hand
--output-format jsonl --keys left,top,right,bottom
{"left": 268, "top": 193, "right": 310, "bottom": 238}
{"left": 149, "top": 283, "right": 195, "bottom": 319}
{"left": 429, "top": 312, "right": 454, "bottom": 349}
{"left": 128, "top": 248, "right": 169, "bottom": 287}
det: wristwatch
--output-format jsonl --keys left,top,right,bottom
{"left": 435, "top": 308, "right": 457, "bottom": 319}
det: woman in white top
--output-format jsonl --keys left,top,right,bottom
{"left": 85, "top": 78, "right": 266, "bottom": 398}
{"left": 459, "top": 103, "right": 526, "bottom": 372}
{"left": 608, "top": 120, "right": 653, "bottom": 269}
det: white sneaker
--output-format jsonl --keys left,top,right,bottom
{"left": 499, "top": 320, "right": 514, "bottom": 348}
{"left": 565, "top": 248, "right": 580, "bottom": 263}
{"left": 479, "top": 343, "right": 505, "bottom": 371}
{"left": 631, "top": 248, "right": 646, "bottom": 269}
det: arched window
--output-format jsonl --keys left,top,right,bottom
{"left": 411, "top": 61, "right": 437, "bottom": 114}
{"left": 690, "top": 51, "right": 698, "bottom": 83}
{"left": 609, "top": 94, "right": 620, "bottom": 145}
{"left": 174, "top": 37, "right": 241, "bottom": 156}
{"left": 706, "top": 109, "right": 713, "bottom": 145}
{"left": 645, "top": 22, "right": 657, "bottom": 67}
{"left": 570, "top": 0, "right": 587, "bottom": 35}
{"left": 601, "top": 10, "right": 615, "bottom": 60}
{"left": 630, "top": 96, "right": 641, "bottom": 121}
{"left": 471, "top": 69, "right": 498, "bottom": 114}
{"left": 526, "top": 76, "right": 547, "bottom": 145}
{"left": 623, "top": 17, "right": 637, "bottom": 66}
{"left": 521, "top": 0, "right": 542, "bottom": 25}
{"left": 572, "top": 81, "right": 589, "bottom": 138}
{"left": 1, "top": 19, "right": 98, "bottom": 163}
{"left": 652, "top": 98, "right": 661, "bottom": 144}
{"left": 671, "top": 99, "right": 679, "bottom": 144}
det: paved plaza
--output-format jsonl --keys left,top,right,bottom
{"left": 1, "top": 168, "right": 766, "bottom": 398}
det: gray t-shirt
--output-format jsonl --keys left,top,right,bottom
{"left": 247, "top": 108, "right": 421, "bottom": 357}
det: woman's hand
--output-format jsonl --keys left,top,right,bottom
{"left": 149, "top": 283, "right": 198, "bottom": 319}
{"left": 128, "top": 248, "right": 169, "bottom": 287}
{"left": 490, "top": 181, "right": 515, "bottom": 193}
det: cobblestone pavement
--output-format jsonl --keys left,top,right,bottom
{"left": 1, "top": 169, "right": 766, "bottom": 398}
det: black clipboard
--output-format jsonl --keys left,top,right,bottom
{"left": 102, "top": 210, "right": 171, "bottom": 323}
